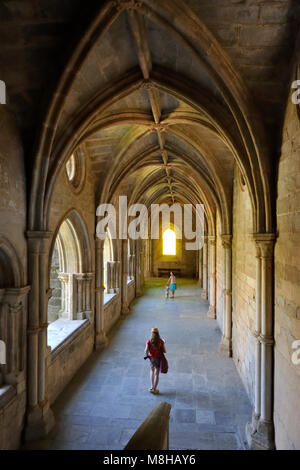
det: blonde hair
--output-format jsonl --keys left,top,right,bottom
{"left": 150, "top": 327, "right": 161, "bottom": 347}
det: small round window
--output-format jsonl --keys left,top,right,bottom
{"left": 65, "top": 149, "right": 85, "bottom": 192}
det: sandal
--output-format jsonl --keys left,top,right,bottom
{"left": 148, "top": 388, "right": 153, "bottom": 392}
{"left": 152, "top": 389, "right": 159, "bottom": 394}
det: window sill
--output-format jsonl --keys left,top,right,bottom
{"left": 127, "top": 279, "right": 134, "bottom": 286}
{"left": 0, "top": 384, "right": 16, "bottom": 408}
{"left": 47, "top": 318, "right": 89, "bottom": 354}
{"left": 104, "top": 292, "right": 118, "bottom": 307}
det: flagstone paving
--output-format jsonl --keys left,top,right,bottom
{"left": 28, "top": 278, "right": 252, "bottom": 450}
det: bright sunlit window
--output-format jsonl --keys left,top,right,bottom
{"left": 163, "top": 229, "right": 176, "bottom": 255}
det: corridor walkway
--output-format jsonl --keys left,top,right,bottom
{"left": 35, "top": 279, "right": 252, "bottom": 450}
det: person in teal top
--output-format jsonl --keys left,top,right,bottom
{"left": 167, "top": 272, "right": 177, "bottom": 298}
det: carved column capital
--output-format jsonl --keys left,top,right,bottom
{"left": 3, "top": 286, "right": 31, "bottom": 305}
{"left": 253, "top": 233, "right": 276, "bottom": 258}
{"left": 26, "top": 231, "right": 52, "bottom": 253}
{"left": 208, "top": 235, "right": 216, "bottom": 245}
{"left": 221, "top": 234, "right": 232, "bottom": 249}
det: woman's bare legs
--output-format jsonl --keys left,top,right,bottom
{"left": 150, "top": 367, "right": 155, "bottom": 390}
{"left": 153, "top": 367, "right": 160, "bottom": 392}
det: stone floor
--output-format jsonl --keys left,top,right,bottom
{"left": 29, "top": 278, "right": 252, "bottom": 450}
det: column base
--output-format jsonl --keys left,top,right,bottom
{"left": 95, "top": 330, "right": 108, "bottom": 350}
{"left": 201, "top": 290, "right": 208, "bottom": 300}
{"left": 207, "top": 305, "right": 216, "bottom": 319}
{"left": 219, "top": 335, "right": 232, "bottom": 357}
{"left": 121, "top": 303, "right": 130, "bottom": 316}
{"left": 246, "top": 415, "right": 275, "bottom": 450}
{"left": 136, "top": 290, "right": 142, "bottom": 297}
{"left": 25, "top": 401, "right": 55, "bottom": 442}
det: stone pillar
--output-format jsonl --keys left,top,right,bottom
{"left": 84, "top": 273, "right": 93, "bottom": 321}
{"left": 1, "top": 287, "right": 30, "bottom": 389}
{"left": 25, "top": 231, "right": 55, "bottom": 441}
{"left": 114, "top": 261, "right": 120, "bottom": 293}
{"left": 246, "top": 234, "right": 276, "bottom": 450}
{"left": 121, "top": 239, "right": 129, "bottom": 315}
{"left": 95, "top": 238, "right": 108, "bottom": 349}
{"left": 107, "top": 261, "right": 115, "bottom": 293}
{"left": 201, "top": 236, "right": 208, "bottom": 300}
{"left": 198, "top": 247, "right": 203, "bottom": 287}
{"left": 207, "top": 236, "right": 216, "bottom": 319}
{"left": 135, "top": 241, "right": 142, "bottom": 297}
{"left": 219, "top": 235, "right": 233, "bottom": 357}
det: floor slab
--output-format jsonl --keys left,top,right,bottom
{"left": 27, "top": 278, "right": 252, "bottom": 450}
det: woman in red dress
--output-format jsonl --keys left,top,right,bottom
{"left": 145, "top": 327, "right": 166, "bottom": 394}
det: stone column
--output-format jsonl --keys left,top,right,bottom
{"left": 201, "top": 236, "right": 208, "bottom": 300}
{"left": 198, "top": 247, "right": 203, "bottom": 287}
{"left": 3, "top": 287, "right": 30, "bottom": 389}
{"left": 95, "top": 238, "right": 108, "bottom": 349}
{"left": 207, "top": 236, "right": 216, "bottom": 319}
{"left": 58, "top": 273, "right": 69, "bottom": 319}
{"left": 25, "top": 231, "right": 55, "bottom": 441}
{"left": 135, "top": 241, "right": 142, "bottom": 297}
{"left": 246, "top": 233, "right": 276, "bottom": 450}
{"left": 219, "top": 235, "right": 233, "bottom": 357}
{"left": 84, "top": 273, "right": 93, "bottom": 320}
{"left": 131, "top": 254, "right": 135, "bottom": 280}
{"left": 114, "top": 261, "right": 120, "bottom": 293}
{"left": 121, "top": 239, "right": 130, "bottom": 315}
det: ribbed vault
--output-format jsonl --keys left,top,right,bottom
{"left": 26, "top": 0, "right": 299, "bottom": 236}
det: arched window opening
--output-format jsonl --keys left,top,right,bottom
{"left": 47, "top": 214, "right": 92, "bottom": 350}
{"left": 163, "top": 229, "right": 176, "bottom": 255}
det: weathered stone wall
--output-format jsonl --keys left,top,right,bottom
{"left": 0, "top": 109, "right": 27, "bottom": 450}
{"left": 216, "top": 210, "right": 224, "bottom": 333}
{"left": 47, "top": 322, "right": 94, "bottom": 404}
{"left": 274, "top": 90, "right": 300, "bottom": 450}
{"left": 0, "top": 109, "right": 27, "bottom": 280}
{"left": 104, "top": 295, "right": 122, "bottom": 334}
{"left": 0, "top": 388, "right": 26, "bottom": 449}
{"left": 128, "top": 280, "right": 136, "bottom": 304}
{"left": 232, "top": 166, "right": 256, "bottom": 402}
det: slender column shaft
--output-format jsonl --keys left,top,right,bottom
{"left": 201, "top": 237, "right": 208, "bottom": 300}
{"left": 198, "top": 248, "right": 203, "bottom": 287}
{"left": 95, "top": 238, "right": 107, "bottom": 348}
{"left": 122, "top": 239, "right": 129, "bottom": 315}
{"left": 260, "top": 244, "right": 274, "bottom": 423}
{"left": 25, "top": 231, "right": 54, "bottom": 441}
{"left": 219, "top": 235, "right": 232, "bottom": 356}
{"left": 207, "top": 236, "right": 216, "bottom": 319}
{"left": 246, "top": 234, "right": 275, "bottom": 450}
{"left": 254, "top": 245, "right": 262, "bottom": 418}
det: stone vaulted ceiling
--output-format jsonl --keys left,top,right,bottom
{"left": 0, "top": 0, "right": 299, "bottom": 234}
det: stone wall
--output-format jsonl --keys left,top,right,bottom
{"left": 104, "top": 295, "right": 122, "bottom": 334}
{"left": 216, "top": 210, "right": 224, "bottom": 333}
{"left": 232, "top": 165, "right": 256, "bottom": 402}
{"left": 274, "top": 90, "right": 300, "bottom": 450}
{"left": 0, "top": 109, "right": 27, "bottom": 450}
{"left": 47, "top": 322, "right": 94, "bottom": 404}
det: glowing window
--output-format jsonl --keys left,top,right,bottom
{"left": 66, "top": 154, "right": 76, "bottom": 181}
{"left": 163, "top": 229, "right": 176, "bottom": 255}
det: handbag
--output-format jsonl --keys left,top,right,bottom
{"left": 160, "top": 353, "right": 168, "bottom": 374}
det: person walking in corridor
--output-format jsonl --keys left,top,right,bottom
{"left": 167, "top": 271, "right": 177, "bottom": 298}
{"left": 145, "top": 327, "right": 166, "bottom": 394}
